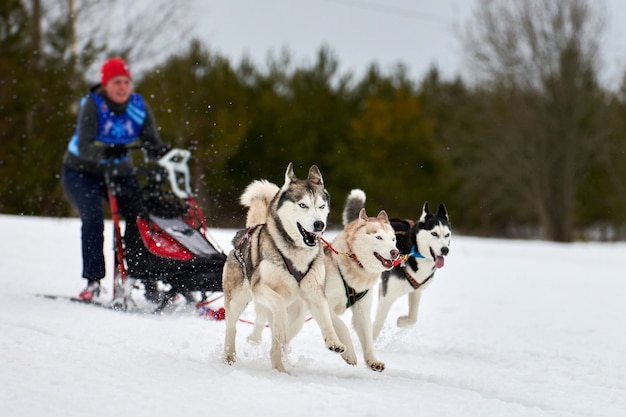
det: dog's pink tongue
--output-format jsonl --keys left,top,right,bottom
{"left": 435, "top": 256, "right": 445, "bottom": 268}
{"left": 382, "top": 259, "right": 394, "bottom": 269}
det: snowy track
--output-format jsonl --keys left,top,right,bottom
{"left": 1, "top": 215, "right": 624, "bottom": 417}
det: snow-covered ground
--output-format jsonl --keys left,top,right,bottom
{"left": 1, "top": 214, "right": 624, "bottom": 417}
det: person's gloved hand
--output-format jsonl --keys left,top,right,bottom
{"left": 104, "top": 144, "right": 128, "bottom": 160}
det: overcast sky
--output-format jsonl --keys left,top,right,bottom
{"left": 189, "top": 0, "right": 472, "bottom": 81}
{"left": 182, "top": 0, "right": 626, "bottom": 89}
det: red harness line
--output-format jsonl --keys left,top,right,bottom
{"left": 199, "top": 280, "right": 314, "bottom": 327}
{"left": 319, "top": 236, "right": 363, "bottom": 267}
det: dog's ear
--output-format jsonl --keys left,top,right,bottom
{"left": 377, "top": 209, "right": 390, "bottom": 224}
{"left": 419, "top": 202, "right": 431, "bottom": 223}
{"left": 307, "top": 165, "right": 324, "bottom": 187}
{"left": 284, "top": 162, "right": 297, "bottom": 185}
{"left": 358, "top": 207, "right": 368, "bottom": 222}
{"left": 437, "top": 203, "right": 448, "bottom": 221}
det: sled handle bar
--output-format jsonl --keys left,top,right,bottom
{"left": 157, "top": 148, "right": 194, "bottom": 199}
{"left": 103, "top": 146, "right": 194, "bottom": 200}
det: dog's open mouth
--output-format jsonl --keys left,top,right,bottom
{"left": 429, "top": 248, "right": 445, "bottom": 268}
{"left": 297, "top": 222, "right": 320, "bottom": 247}
{"left": 374, "top": 252, "right": 395, "bottom": 270}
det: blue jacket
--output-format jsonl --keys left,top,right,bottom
{"left": 63, "top": 87, "right": 163, "bottom": 177}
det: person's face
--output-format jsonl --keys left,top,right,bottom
{"left": 103, "top": 75, "right": 132, "bottom": 104}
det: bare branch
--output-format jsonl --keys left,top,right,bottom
{"left": 459, "top": 0, "right": 609, "bottom": 241}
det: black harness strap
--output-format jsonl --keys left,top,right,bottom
{"left": 402, "top": 266, "right": 434, "bottom": 290}
{"left": 234, "top": 223, "right": 315, "bottom": 284}
{"left": 234, "top": 224, "right": 264, "bottom": 279}
{"left": 280, "top": 252, "right": 313, "bottom": 283}
{"left": 339, "top": 267, "right": 369, "bottom": 308}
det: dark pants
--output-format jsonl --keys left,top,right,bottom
{"left": 61, "top": 165, "right": 143, "bottom": 282}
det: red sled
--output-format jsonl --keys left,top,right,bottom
{"left": 105, "top": 147, "right": 226, "bottom": 311}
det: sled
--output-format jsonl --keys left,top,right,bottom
{"left": 104, "top": 146, "right": 226, "bottom": 314}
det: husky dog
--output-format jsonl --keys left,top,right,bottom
{"left": 372, "top": 203, "right": 451, "bottom": 339}
{"left": 222, "top": 163, "right": 345, "bottom": 373}
{"left": 323, "top": 189, "right": 398, "bottom": 372}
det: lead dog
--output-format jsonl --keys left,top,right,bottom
{"left": 323, "top": 189, "right": 398, "bottom": 371}
{"left": 372, "top": 203, "right": 451, "bottom": 339}
{"left": 222, "top": 163, "right": 345, "bottom": 373}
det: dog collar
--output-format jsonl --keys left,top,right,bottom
{"left": 320, "top": 236, "right": 364, "bottom": 268}
{"left": 408, "top": 245, "right": 425, "bottom": 259}
{"left": 349, "top": 253, "right": 364, "bottom": 268}
{"left": 392, "top": 244, "right": 426, "bottom": 267}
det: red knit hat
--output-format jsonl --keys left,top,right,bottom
{"left": 100, "top": 57, "right": 132, "bottom": 86}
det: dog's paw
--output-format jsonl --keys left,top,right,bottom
{"left": 397, "top": 315, "right": 417, "bottom": 327}
{"left": 367, "top": 360, "right": 385, "bottom": 372}
{"left": 327, "top": 341, "right": 346, "bottom": 354}
{"left": 275, "top": 366, "right": 290, "bottom": 374}
{"left": 341, "top": 351, "right": 357, "bottom": 366}
{"left": 224, "top": 353, "right": 236, "bottom": 365}
{"left": 246, "top": 332, "right": 262, "bottom": 344}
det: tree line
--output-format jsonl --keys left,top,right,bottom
{"left": 2, "top": 0, "right": 626, "bottom": 241}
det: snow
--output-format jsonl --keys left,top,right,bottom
{"left": 1, "top": 214, "right": 625, "bottom": 416}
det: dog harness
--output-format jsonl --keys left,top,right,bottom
{"left": 389, "top": 218, "right": 432, "bottom": 288}
{"left": 233, "top": 224, "right": 264, "bottom": 280}
{"left": 320, "top": 238, "right": 369, "bottom": 307}
{"left": 337, "top": 267, "right": 368, "bottom": 308}
{"left": 279, "top": 252, "right": 313, "bottom": 283}
{"left": 234, "top": 224, "right": 314, "bottom": 284}
{"left": 402, "top": 266, "right": 434, "bottom": 290}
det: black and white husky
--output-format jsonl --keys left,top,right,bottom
{"left": 222, "top": 163, "right": 344, "bottom": 373}
{"left": 372, "top": 203, "right": 451, "bottom": 339}
{"left": 323, "top": 189, "right": 399, "bottom": 372}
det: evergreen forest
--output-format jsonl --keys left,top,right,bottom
{"left": 2, "top": 0, "right": 626, "bottom": 242}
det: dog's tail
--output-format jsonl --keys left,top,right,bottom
{"left": 240, "top": 180, "right": 280, "bottom": 227}
{"left": 342, "top": 189, "right": 366, "bottom": 227}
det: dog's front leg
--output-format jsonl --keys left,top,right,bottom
{"left": 247, "top": 303, "right": 270, "bottom": 344}
{"left": 269, "top": 304, "right": 290, "bottom": 374}
{"left": 300, "top": 278, "right": 345, "bottom": 354}
{"left": 351, "top": 293, "right": 384, "bottom": 372}
{"left": 254, "top": 285, "right": 291, "bottom": 373}
{"left": 287, "top": 298, "right": 308, "bottom": 343}
{"left": 373, "top": 285, "right": 399, "bottom": 339}
{"left": 330, "top": 310, "right": 357, "bottom": 366}
{"left": 223, "top": 275, "right": 251, "bottom": 365}
{"left": 397, "top": 289, "right": 422, "bottom": 327}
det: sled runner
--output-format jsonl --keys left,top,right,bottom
{"left": 105, "top": 146, "right": 226, "bottom": 313}
{"left": 36, "top": 293, "right": 226, "bottom": 321}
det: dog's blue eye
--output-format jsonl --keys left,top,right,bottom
{"left": 299, "top": 203, "right": 307, "bottom": 209}
{"left": 319, "top": 204, "right": 326, "bottom": 210}
{"left": 431, "top": 232, "right": 438, "bottom": 237}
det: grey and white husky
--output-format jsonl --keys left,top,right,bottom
{"left": 222, "top": 163, "right": 345, "bottom": 373}
{"left": 372, "top": 203, "right": 451, "bottom": 339}
{"left": 323, "top": 189, "right": 398, "bottom": 371}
